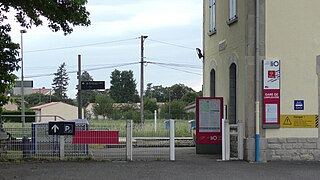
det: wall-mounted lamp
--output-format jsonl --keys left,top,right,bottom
{"left": 196, "top": 48, "right": 203, "bottom": 59}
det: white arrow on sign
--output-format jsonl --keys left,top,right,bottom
{"left": 51, "top": 124, "right": 59, "bottom": 133}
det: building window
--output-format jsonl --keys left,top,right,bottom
{"left": 229, "top": 63, "right": 237, "bottom": 124}
{"left": 228, "top": 0, "right": 238, "bottom": 25}
{"left": 210, "top": 69, "right": 216, "bottom": 97}
{"left": 209, "top": 0, "right": 216, "bottom": 34}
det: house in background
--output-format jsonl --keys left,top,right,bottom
{"left": 31, "top": 102, "right": 82, "bottom": 122}
{"left": 203, "top": 0, "right": 320, "bottom": 161}
{"left": 3, "top": 102, "right": 18, "bottom": 111}
{"left": 32, "top": 87, "right": 54, "bottom": 95}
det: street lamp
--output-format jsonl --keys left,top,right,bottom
{"left": 20, "top": 29, "right": 27, "bottom": 157}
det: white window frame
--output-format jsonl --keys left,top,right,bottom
{"left": 228, "top": 0, "right": 237, "bottom": 23}
{"left": 209, "top": 0, "right": 216, "bottom": 34}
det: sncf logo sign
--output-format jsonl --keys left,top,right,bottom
{"left": 268, "top": 70, "right": 276, "bottom": 78}
{"left": 271, "top": 61, "right": 279, "bottom": 67}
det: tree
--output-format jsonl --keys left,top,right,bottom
{"left": 1, "top": 1, "right": 90, "bottom": 35}
{"left": 93, "top": 94, "right": 114, "bottom": 120}
{"left": 159, "top": 100, "right": 187, "bottom": 119}
{"left": 109, "top": 69, "right": 139, "bottom": 103}
{"left": 25, "top": 93, "right": 60, "bottom": 108}
{"left": 52, "top": 62, "right": 69, "bottom": 100}
{"left": 145, "top": 84, "right": 169, "bottom": 102}
{"left": 170, "top": 84, "right": 195, "bottom": 101}
{"left": 0, "top": 25, "right": 20, "bottom": 109}
{"left": 144, "top": 97, "right": 158, "bottom": 113}
{"left": 181, "top": 91, "right": 198, "bottom": 105}
{"left": 0, "top": 0, "right": 90, "bottom": 152}
{"left": 77, "top": 71, "right": 94, "bottom": 106}
{"left": 0, "top": 0, "right": 90, "bottom": 106}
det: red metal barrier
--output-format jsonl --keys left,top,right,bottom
{"left": 72, "top": 130, "right": 119, "bottom": 144}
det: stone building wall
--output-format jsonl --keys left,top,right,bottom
{"left": 267, "top": 138, "right": 320, "bottom": 161}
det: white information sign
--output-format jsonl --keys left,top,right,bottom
{"left": 263, "top": 60, "right": 280, "bottom": 90}
{"left": 265, "top": 104, "right": 278, "bottom": 123}
{"left": 199, "top": 99, "right": 221, "bottom": 132}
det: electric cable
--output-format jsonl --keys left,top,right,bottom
{"left": 25, "top": 37, "right": 139, "bottom": 53}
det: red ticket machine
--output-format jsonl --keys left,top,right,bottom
{"left": 196, "top": 97, "right": 223, "bottom": 154}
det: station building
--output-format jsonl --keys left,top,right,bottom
{"left": 202, "top": 0, "right": 320, "bottom": 161}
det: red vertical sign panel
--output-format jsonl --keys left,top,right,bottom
{"left": 196, "top": 97, "right": 223, "bottom": 144}
{"left": 263, "top": 60, "right": 280, "bottom": 127}
{"left": 263, "top": 89, "right": 280, "bottom": 125}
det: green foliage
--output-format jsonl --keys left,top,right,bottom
{"left": 181, "top": 91, "right": 198, "bottom": 105}
{"left": 170, "top": 83, "right": 195, "bottom": 101}
{"left": 159, "top": 100, "right": 187, "bottom": 119}
{"left": 110, "top": 69, "right": 139, "bottom": 103}
{"left": 144, "top": 97, "right": 158, "bottom": 112}
{"left": 144, "top": 110, "right": 154, "bottom": 120}
{"left": 78, "top": 71, "right": 95, "bottom": 106}
{"left": 0, "top": 0, "right": 90, "bottom": 109}
{"left": 52, "top": 62, "right": 69, "bottom": 100}
{"left": 0, "top": 0, "right": 90, "bottom": 35}
{"left": 2, "top": 111, "right": 35, "bottom": 123}
{"left": 121, "top": 109, "right": 140, "bottom": 123}
{"left": 145, "top": 83, "right": 169, "bottom": 102}
{"left": 0, "top": 24, "right": 20, "bottom": 107}
{"left": 92, "top": 94, "right": 114, "bottom": 119}
{"left": 24, "top": 93, "right": 60, "bottom": 108}
{"left": 145, "top": 83, "right": 199, "bottom": 103}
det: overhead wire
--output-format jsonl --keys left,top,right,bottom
{"left": 146, "top": 60, "right": 201, "bottom": 69}
{"left": 147, "top": 38, "right": 195, "bottom": 50}
{"left": 149, "top": 63, "right": 202, "bottom": 76}
{"left": 24, "top": 62, "right": 140, "bottom": 78}
{"left": 25, "top": 37, "right": 140, "bottom": 53}
{"left": 21, "top": 36, "right": 202, "bottom": 78}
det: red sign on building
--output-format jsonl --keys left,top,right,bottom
{"left": 263, "top": 60, "right": 280, "bottom": 128}
{"left": 196, "top": 97, "right": 223, "bottom": 144}
{"left": 72, "top": 130, "right": 119, "bottom": 144}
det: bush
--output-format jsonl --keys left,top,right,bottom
{"left": 2, "top": 111, "right": 35, "bottom": 123}
{"left": 144, "top": 110, "right": 153, "bottom": 119}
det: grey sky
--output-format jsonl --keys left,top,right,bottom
{"left": 9, "top": 0, "right": 203, "bottom": 98}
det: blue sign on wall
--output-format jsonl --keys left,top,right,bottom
{"left": 294, "top": 100, "right": 304, "bottom": 110}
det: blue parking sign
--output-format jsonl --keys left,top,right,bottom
{"left": 294, "top": 100, "right": 304, "bottom": 110}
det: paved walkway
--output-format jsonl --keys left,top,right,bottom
{"left": 1, "top": 147, "right": 320, "bottom": 180}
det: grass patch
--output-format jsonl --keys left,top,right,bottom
{"left": 2, "top": 119, "right": 192, "bottom": 137}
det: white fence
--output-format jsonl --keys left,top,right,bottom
{"left": 0, "top": 120, "right": 176, "bottom": 161}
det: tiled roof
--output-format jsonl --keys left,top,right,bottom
{"left": 30, "top": 102, "right": 60, "bottom": 110}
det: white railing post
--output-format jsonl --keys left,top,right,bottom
{"left": 169, "top": 119, "right": 175, "bottom": 161}
{"left": 126, "top": 120, "right": 133, "bottom": 161}
{"left": 225, "top": 122, "right": 230, "bottom": 161}
{"left": 59, "top": 135, "right": 64, "bottom": 160}
{"left": 238, "top": 122, "right": 244, "bottom": 160}
{"left": 154, "top": 110, "right": 157, "bottom": 132}
{"left": 222, "top": 118, "right": 226, "bottom": 161}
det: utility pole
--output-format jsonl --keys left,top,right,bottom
{"left": 77, "top": 54, "right": 82, "bottom": 119}
{"left": 140, "top": 35, "right": 148, "bottom": 124}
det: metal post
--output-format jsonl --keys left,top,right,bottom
{"left": 225, "top": 121, "right": 230, "bottom": 161}
{"left": 78, "top": 54, "right": 82, "bottom": 119}
{"left": 255, "top": 0, "right": 261, "bottom": 162}
{"left": 238, "top": 122, "right": 244, "bottom": 160}
{"left": 222, "top": 119, "right": 225, "bottom": 161}
{"left": 20, "top": 30, "right": 26, "bottom": 135}
{"left": 60, "top": 136, "right": 65, "bottom": 160}
{"left": 154, "top": 110, "right": 157, "bottom": 132}
{"left": 168, "top": 90, "right": 171, "bottom": 119}
{"left": 222, "top": 105, "right": 227, "bottom": 161}
{"left": 169, "top": 119, "right": 175, "bottom": 161}
{"left": 126, "top": 120, "right": 133, "bottom": 161}
{"left": 140, "top": 35, "right": 148, "bottom": 124}
{"left": 20, "top": 29, "right": 28, "bottom": 158}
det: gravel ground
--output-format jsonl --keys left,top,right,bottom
{"left": 1, "top": 147, "right": 320, "bottom": 180}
